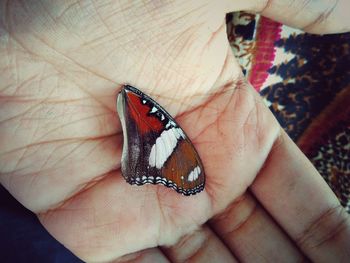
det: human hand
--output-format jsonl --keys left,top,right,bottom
{"left": 1, "top": 1, "right": 349, "bottom": 262}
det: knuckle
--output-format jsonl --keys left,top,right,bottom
{"left": 212, "top": 193, "right": 258, "bottom": 235}
{"left": 168, "top": 227, "right": 210, "bottom": 262}
{"left": 302, "top": 0, "right": 338, "bottom": 32}
{"left": 296, "top": 205, "right": 350, "bottom": 250}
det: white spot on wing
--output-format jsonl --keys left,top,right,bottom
{"left": 149, "top": 127, "right": 185, "bottom": 169}
{"left": 150, "top": 106, "right": 158, "bottom": 113}
{"left": 165, "top": 120, "right": 176, "bottom": 129}
{"left": 187, "top": 166, "right": 201, "bottom": 182}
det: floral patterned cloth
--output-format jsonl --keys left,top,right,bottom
{"left": 227, "top": 12, "right": 350, "bottom": 212}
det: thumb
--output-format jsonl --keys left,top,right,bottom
{"left": 224, "top": 0, "right": 350, "bottom": 34}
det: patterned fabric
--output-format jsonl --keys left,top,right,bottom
{"left": 227, "top": 12, "right": 350, "bottom": 212}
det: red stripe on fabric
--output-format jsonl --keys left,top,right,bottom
{"left": 249, "top": 17, "right": 282, "bottom": 91}
{"left": 297, "top": 85, "right": 350, "bottom": 155}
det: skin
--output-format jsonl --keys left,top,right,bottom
{"left": 1, "top": 0, "right": 350, "bottom": 262}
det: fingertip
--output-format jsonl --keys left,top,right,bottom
{"left": 224, "top": 0, "right": 350, "bottom": 34}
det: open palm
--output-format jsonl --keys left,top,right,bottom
{"left": 1, "top": 1, "right": 349, "bottom": 262}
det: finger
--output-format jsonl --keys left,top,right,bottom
{"left": 115, "top": 248, "right": 169, "bottom": 263}
{"left": 251, "top": 130, "right": 350, "bottom": 262}
{"left": 39, "top": 171, "right": 212, "bottom": 262}
{"left": 162, "top": 226, "right": 238, "bottom": 263}
{"left": 224, "top": 0, "right": 350, "bottom": 34}
{"left": 210, "top": 192, "right": 305, "bottom": 262}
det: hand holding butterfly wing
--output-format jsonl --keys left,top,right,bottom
{"left": 0, "top": 1, "right": 349, "bottom": 262}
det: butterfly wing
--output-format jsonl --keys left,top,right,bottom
{"left": 116, "top": 85, "right": 205, "bottom": 196}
